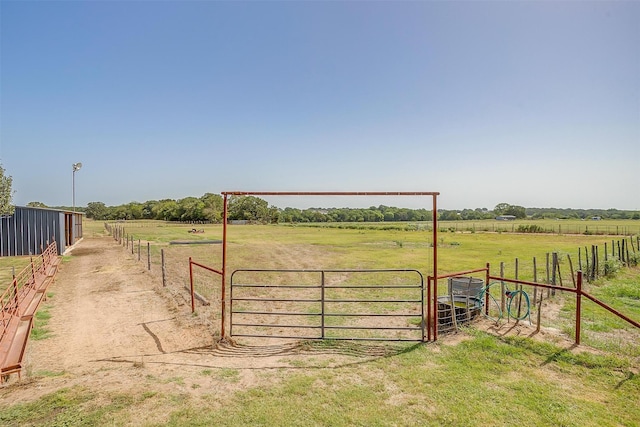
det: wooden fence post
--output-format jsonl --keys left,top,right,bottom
{"left": 500, "top": 262, "right": 505, "bottom": 314}
{"left": 578, "top": 247, "right": 582, "bottom": 271}
{"left": 532, "top": 257, "right": 538, "bottom": 305}
{"left": 589, "top": 246, "right": 595, "bottom": 281}
{"left": 567, "top": 254, "right": 576, "bottom": 288}
{"left": 161, "top": 249, "right": 166, "bottom": 287}
{"left": 584, "top": 247, "right": 590, "bottom": 282}
{"left": 546, "top": 253, "right": 550, "bottom": 297}
{"left": 515, "top": 258, "right": 523, "bottom": 323}
{"left": 147, "top": 242, "right": 151, "bottom": 270}
{"left": 551, "top": 252, "right": 557, "bottom": 296}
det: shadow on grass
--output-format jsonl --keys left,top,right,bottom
{"left": 92, "top": 339, "right": 425, "bottom": 370}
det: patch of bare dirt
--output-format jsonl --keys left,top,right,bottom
{"left": 0, "top": 236, "right": 414, "bottom": 406}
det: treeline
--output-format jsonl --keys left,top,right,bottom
{"left": 79, "top": 195, "right": 433, "bottom": 223}
{"left": 525, "top": 207, "right": 640, "bottom": 220}
{"left": 29, "top": 197, "right": 640, "bottom": 223}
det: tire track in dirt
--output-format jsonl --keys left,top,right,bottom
{"left": 1, "top": 236, "right": 409, "bottom": 409}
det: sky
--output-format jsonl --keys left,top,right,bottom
{"left": 0, "top": 1, "right": 638, "bottom": 211}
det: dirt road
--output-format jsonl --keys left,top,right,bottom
{"left": 1, "top": 236, "right": 383, "bottom": 406}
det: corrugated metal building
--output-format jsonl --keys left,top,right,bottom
{"left": 0, "top": 206, "right": 83, "bottom": 256}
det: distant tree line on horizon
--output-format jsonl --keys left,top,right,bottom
{"left": 27, "top": 195, "right": 640, "bottom": 223}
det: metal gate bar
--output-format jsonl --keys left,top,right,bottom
{"left": 230, "top": 268, "right": 424, "bottom": 341}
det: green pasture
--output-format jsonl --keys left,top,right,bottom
{"left": 438, "top": 218, "right": 640, "bottom": 236}
{"left": 0, "top": 256, "right": 31, "bottom": 286}
{"left": 94, "top": 219, "right": 633, "bottom": 280}
{"left": 93, "top": 219, "right": 639, "bottom": 342}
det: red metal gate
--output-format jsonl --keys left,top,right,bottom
{"left": 230, "top": 268, "right": 425, "bottom": 341}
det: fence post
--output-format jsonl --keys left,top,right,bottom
{"left": 551, "top": 253, "right": 557, "bottom": 296}
{"left": 12, "top": 277, "right": 19, "bottom": 313}
{"left": 321, "top": 271, "right": 325, "bottom": 339}
{"left": 188, "top": 257, "right": 195, "bottom": 313}
{"left": 532, "top": 257, "right": 538, "bottom": 305}
{"left": 500, "top": 262, "right": 505, "bottom": 314}
{"left": 576, "top": 271, "right": 582, "bottom": 345}
{"left": 161, "top": 249, "right": 166, "bottom": 287}
{"left": 147, "top": 243, "right": 151, "bottom": 270}
{"left": 485, "top": 262, "right": 491, "bottom": 315}
{"left": 591, "top": 245, "right": 597, "bottom": 280}
{"left": 567, "top": 254, "right": 576, "bottom": 288}
{"left": 427, "top": 276, "right": 432, "bottom": 341}
{"left": 555, "top": 252, "right": 563, "bottom": 288}
{"left": 515, "top": 258, "right": 524, "bottom": 323}
{"left": 617, "top": 241, "right": 622, "bottom": 263}
{"left": 584, "top": 247, "right": 590, "bottom": 282}
{"left": 546, "top": 253, "right": 550, "bottom": 297}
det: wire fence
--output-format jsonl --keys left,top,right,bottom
{"left": 103, "top": 222, "right": 638, "bottom": 342}
{"left": 439, "top": 221, "right": 640, "bottom": 236}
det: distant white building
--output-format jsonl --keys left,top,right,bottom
{"left": 495, "top": 215, "right": 516, "bottom": 221}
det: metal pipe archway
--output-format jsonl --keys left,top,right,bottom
{"left": 219, "top": 191, "right": 440, "bottom": 341}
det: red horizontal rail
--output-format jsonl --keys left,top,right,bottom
{"left": 222, "top": 191, "right": 439, "bottom": 196}
{"left": 488, "top": 275, "right": 578, "bottom": 294}
{"left": 189, "top": 260, "right": 222, "bottom": 276}
{"left": 436, "top": 268, "right": 489, "bottom": 280}
{"left": 582, "top": 290, "right": 640, "bottom": 329}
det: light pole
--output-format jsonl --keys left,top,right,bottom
{"left": 72, "top": 162, "right": 82, "bottom": 212}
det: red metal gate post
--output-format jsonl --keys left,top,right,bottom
{"left": 221, "top": 194, "right": 228, "bottom": 339}
{"left": 321, "top": 271, "right": 326, "bottom": 339}
{"left": 426, "top": 276, "right": 432, "bottom": 341}
{"left": 432, "top": 194, "right": 438, "bottom": 342}
{"left": 433, "top": 275, "right": 439, "bottom": 341}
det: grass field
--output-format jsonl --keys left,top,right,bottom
{"left": 438, "top": 218, "right": 640, "bottom": 236}
{"left": 0, "top": 256, "right": 31, "bottom": 287}
{"left": 95, "top": 219, "right": 635, "bottom": 273}
{"left": 1, "top": 219, "right": 638, "bottom": 426}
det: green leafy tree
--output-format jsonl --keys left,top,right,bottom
{"left": 200, "top": 193, "right": 223, "bottom": 222}
{"left": 0, "top": 165, "right": 15, "bottom": 216}
{"left": 152, "top": 199, "right": 180, "bottom": 221}
{"left": 438, "top": 210, "right": 460, "bottom": 221}
{"left": 493, "top": 203, "right": 526, "bottom": 219}
{"left": 228, "top": 196, "right": 271, "bottom": 223}
{"left": 142, "top": 200, "right": 158, "bottom": 219}
{"left": 178, "top": 197, "right": 205, "bottom": 221}
{"left": 27, "top": 201, "right": 48, "bottom": 208}
{"left": 85, "top": 201, "right": 108, "bottom": 219}
{"left": 127, "top": 202, "right": 144, "bottom": 220}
